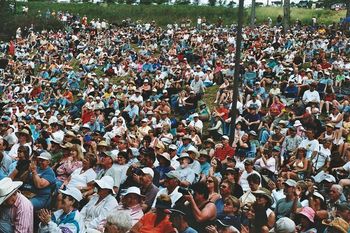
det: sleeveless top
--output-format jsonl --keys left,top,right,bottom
{"left": 187, "top": 200, "right": 216, "bottom": 232}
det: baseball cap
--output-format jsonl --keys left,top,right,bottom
{"left": 165, "top": 171, "right": 181, "bottom": 181}
{"left": 37, "top": 151, "right": 52, "bottom": 161}
{"left": 284, "top": 179, "right": 297, "bottom": 187}
{"left": 141, "top": 167, "right": 154, "bottom": 178}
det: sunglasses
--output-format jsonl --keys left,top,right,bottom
{"left": 220, "top": 185, "right": 228, "bottom": 189}
{"left": 206, "top": 180, "right": 214, "bottom": 183}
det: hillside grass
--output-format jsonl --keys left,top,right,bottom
{"left": 15, "top": 2, "right": 346, "bottom": 26}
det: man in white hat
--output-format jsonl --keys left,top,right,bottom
{"left": 8, "top": 128, "right": 32, "bottom": 159}
{"left": 152, "top": 171, "right": 183, "bottom": 209}
{"left": 0, "top": 178, "right": 33, "bottom": 233}
{"left": 24, "top": 151, "right": 56, "bottom": 210}
{"left": 188, "top": 113, "right": 203, "bottom": 135}
{"left": 139, "top": 167, "right": 159, "bottom": 213}
{"left": 115, "top": 186, "right": 144, "bottom": 225}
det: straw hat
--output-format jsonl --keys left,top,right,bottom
{"left": 322, "top": 217, "right": 349, "bottom": 233}
{"left": 0, "top": 178, "right": 23, "bottom": 205}
{"left": 15, "top": 129, "right": 31, "bottom": 141}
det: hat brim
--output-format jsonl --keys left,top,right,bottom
{"left": 94, "top": 180, "right": 115, "bottom": 194}
{"left": 176, "top": 156, "right": 194, "bottom": 164}
{"left": 0, "top": 181, "right": 23, "bottom": 205}
{"left": 37, "top": 156, "right": 51, "bottom": 160}
{"left": 59, "top": 189, "right": 82, "bottom": 202}
{"left": 122, "top": 191, "right": 145, "bottom": 197}
{"left": 15, "top": 132, "right": 31, "bottom": 140}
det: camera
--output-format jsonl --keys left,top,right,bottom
{"left": 178, "top": 187, "right": 193, "bottom": 195}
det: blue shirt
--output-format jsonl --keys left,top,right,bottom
{"left": 25, "top": 167, "right": 56, "bottom": 196}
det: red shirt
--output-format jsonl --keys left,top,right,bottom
{"left": 81, "top": 109, "right": 94, "bottom": 124}
{"left": 137, "top": 212, "right": 175, "bottom": 233}
{"left": 214, "top": 144, "right": 235, "bottom": 161}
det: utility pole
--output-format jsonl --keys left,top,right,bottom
{"left": 229, "top": 0, "right": 244, "bottom": 145}
{"left": 250, "top": 0, "right": 255, "bottom": 27}
{"left": 283, "top": 0, "right": 290, "bottom": 33}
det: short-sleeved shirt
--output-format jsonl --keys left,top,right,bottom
{"left": 25, "top": 167, "right": 56, "bottom": 196}
{"left": 275, "top": 198, "right": 302, "bottom": 220}
{"left": 137, "top": 212, "right": 175, "bottom": 233}
{"left": 66, "top": 167, "right": 97, "bottom": 190}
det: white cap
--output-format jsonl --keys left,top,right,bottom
{"left": 273, "top": 217, "right": 296, "bottom": 233}
{"left": 60, "top": 187, "right": 83, "bottom": 202}
{"left": 222, "top": 135, "right": 229, "bottom": 140}
{"left": 37, "top": 151, "right": 52, "bottom": 161}
{"left": 121, "top": 186, "right": 145, "bottom": 197}
{"left": 141, "top": 167, "right": 154, "bottom": 179}
{"left": 94, "top": 176, "right": 115, "bottom": 194}
{"left": 169, "top": 144, "right": 178, "bottom": 150}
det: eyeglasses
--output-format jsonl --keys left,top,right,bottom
{"left": 220, "top": 185, "right": 228, "bottom": 189}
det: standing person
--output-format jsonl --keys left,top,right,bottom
{"left": 0, "top": 177, "right": 33, "bottom": 233}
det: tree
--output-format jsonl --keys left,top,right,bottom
{"left": 208, "top": 0, "right": 216, "bottom": 6}
{"left": 250, "top": 0, "right": 256, "bottom": 27}
{"left": 347, "top": 0, "right": 350, "bottom": 18}
{"left": 283, "top": 0, "right": 290, "bottom": 33}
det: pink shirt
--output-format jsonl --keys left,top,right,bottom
{"left": 56, "top": 160, "right": 83, "bottom": 182}
{"left": 11, "top": 192, "right": 33, "bottom": 233}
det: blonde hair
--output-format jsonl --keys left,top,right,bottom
{"left": 71, "top": 144, "right": 84, "bottom": 161}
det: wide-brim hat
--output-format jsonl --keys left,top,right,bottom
{"left": 15, "top": 129, "right": 31, "bottom": 141}
{"left": 204, "top": 138, "right": 215, "bottom": 145}
{"left": 157, "top": 152, "right": 171, "bottom": 162}
{"left": 155, "top": 198, "right": 172, "bottom": 209}
{"left": 60, "top": 187, "right": 83, "bottom": 202}
{"left": 177, "top": 152, "right": 194, "bottom": 164}
{"left": 186, "top": 145, "right": 199, "bottom": 158}
{"left": 322, "top": 217, "right": 349, "bottom": 233}
{"left": 94, "top": 176, "right": 115, "bottom": 194}
{"left": 252, "top": 188, "right": 274, "bottom": 206}
{"left": 121, "top": 186, "right": 145, "bottom": 198}
{"left": 0, "top": 178, "right": 23, "bottom": 205}
{"left": 297, "top": 207, "right": 315, "bottom": 223}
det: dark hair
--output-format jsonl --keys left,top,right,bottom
{"left": 247, "top": 173, "right": 261, "bottom": 185}
{"left": 18, "top": 145, "right": 30, "bottom": 159}
{"left": 62, "top": 194, "right": 79, "bottom": 209}
{"left": 191, "top": 182, "right": 210, "bottom": 200}
{"left": 36, "top": 138, "right": 48, "bottom": 150}
{"left": 118, "top": 151, "right": 129, "bottom": 163}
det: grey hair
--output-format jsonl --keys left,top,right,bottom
{"left": 332, "top": 184, "right": 343, "bottom": 194}
{"left": 106, "top": 212, "right": 132, "bottom": 233}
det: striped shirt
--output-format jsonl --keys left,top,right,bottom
{"left": 11, "top": 192, "right": 34, "bottom": 233}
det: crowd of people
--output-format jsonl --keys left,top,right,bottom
{"left": 1, "top": 10, "right": 350, "bottom": 233}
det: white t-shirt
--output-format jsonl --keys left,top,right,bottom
{"left": 342, "top": 161, "right": 350, "bottom": 172}
{"left": 67, "top": 167, "right": 97, "bottom": 189}
{"left": 239, "top": 170, "right": 261, "bottom": 192}
{"left": 255, "top": 157, "right": 276, "bottom": 173}
{"left": 312, "top": 145, "right": 330, "bottom": 170}
{"left": 299, "top": 139, "right": 319, "bottom": 159}
{"left": 302, "top": 90, "right": 320, "bottom": 104}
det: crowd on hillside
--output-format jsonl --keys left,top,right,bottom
{"left": 1, "top": 12, "right": 350, "bottom": 233}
